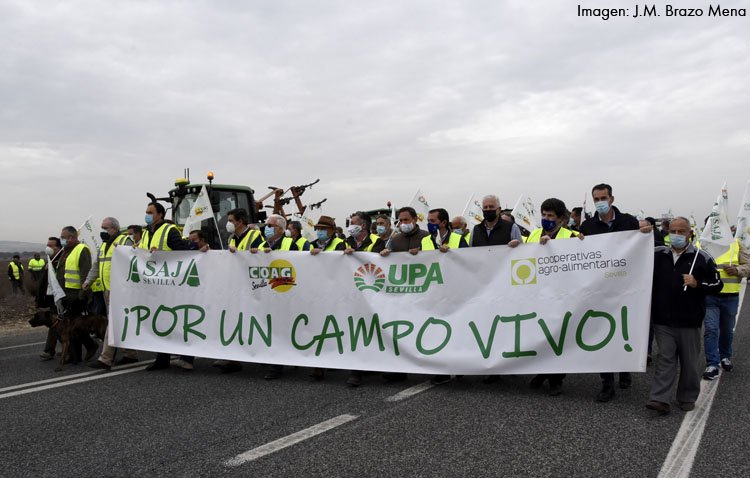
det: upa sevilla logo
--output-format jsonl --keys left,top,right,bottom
{"left": 511, "top": 258, "right": 537, "bottom": 285}
{"left": 127, "top": 257, "right": 200, "bottom": 287}
{"left": 354, "top": 263, "right": 386, "bottom": 292}
{"left": 248, "top": 259, "right": 297, "bottom": 293}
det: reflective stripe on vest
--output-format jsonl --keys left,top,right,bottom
{"left": 140, "top": 223, "right": 177, "bottom": 251}
{"left": 64, "top": 243, "right": 89, "bottom": 289}
{"left": 9, "top": 262, "right": 22, "bottom": 280}
{"left": 98, "top": 233, "right": 130, "bottom": 290}
{"left": 421, "top": 235, "right": 435, "bottom": 251}
{"left": 716, "top": 240, "right": 742, "bottom": 294}
{"left": 296, "top": 237, "right": 309, "bottom": 250}
{"left": 28, "top": 259, "right": 45, "bottom": 271}
{"left": 229, "top": 228, "right": 261, "bottom": 251}
{"left": 258, "top": 236, "right": 295, "bottom": 251}
{"left": 527, "top": 227, "right": 577, "bottom": 243}
{"left": 324, "top": 237, "right": 345, "bottom": 251}
{"left": 447, "top": 232, "right": 463, "bottom": 249}
{"left": 364, "top": 234, "right": 381, "bottom": 252}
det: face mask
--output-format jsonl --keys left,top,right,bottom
{"left": 45, "top": 246, "right": 55, "bottom": 257}
{"left": 376, "top": 225, "right": 387, "bottom": 235}
{"left": 347, "top": 225, "right": 362, "bottom": 236}
{"left": 226, "top": 222, "right": 236, "bottom": 234}
{"left": 284, "top": 229, "right": 292, "bottom": 238}
{"left": 144, "top": 214, "right": 154, "bottom": 225}
{"left": 100, "top": 231, "right": 111, "bottom": 241}
{"left": 427, "top": 223, "right": 439, "bottom": 234}
{"left": 60, "top": 239, "right": 68, "bottom": 248}
{"left": 594, "top": 201, "right": 610, "bottom": 215}
{"left": 127, "top": 235, "right": 135, "bottom": 243}
{"left": 316, "top": 230, "right": 330, "bottom": 242}
{"left": 264, "top": 226, "right": 276, "bottom": 238}
{"left": 670, "top": 234, "right": 688, "bottom": 249}
{"left": 541, "top": 219, "right": 558, "bottom": 231}
{"left": 483, "top": 210, "right": 498, "bottom": 222}
{"left": 452, "top": 228, "right": 463, "bottom": 234}
{"left": 568, "top": 218, "right": 575, "bottom": 227}
{"left": 399, "top": 223, "right": 415, "bottom": 234}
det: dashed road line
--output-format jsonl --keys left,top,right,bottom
{"left": 0, "top": 341, "right": 45, "bottom": 351}
{"left": 385, "top": 380, "right": 436, "bottom": 402}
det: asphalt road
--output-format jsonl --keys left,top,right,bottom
{"left": 1, "top": 289, "right": 748, "bottom": 478}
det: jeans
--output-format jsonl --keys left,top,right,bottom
{"left": 704, "top": 294, "right": 739, "bottom": 367}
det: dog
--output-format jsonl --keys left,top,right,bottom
{"left": 29, "top": 309, "right": 108, "bottom": 372}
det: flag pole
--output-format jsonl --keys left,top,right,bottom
{"left": 684, "top": 248, "right": 700, "bottom": 292}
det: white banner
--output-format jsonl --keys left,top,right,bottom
{"left": 511, "top": 194, "right": 540, "bottom": 232}
{"left": 700, "top": 181, "right": 733, "bottom": 259}
{"left": 110, "top": 231, "right": 653, "bottom": 374}
{"left": 736, "top": 179, "right": 750, "bottom": 250}
{"left": 78, "top": 216, "right": 102, "bottom": 258}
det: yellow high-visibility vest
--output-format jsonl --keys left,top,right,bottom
{"left": 9, "top": 262, "right": 22, "bottom": 280}
{"left": 258, "top": 237, "right": 295, "bottom": 251}
{"left": 98, "top": 233, "right": 132, "bottom": 291}
{"left": 421, "top": 235, "right": 435, "bottom": 251}
{"left": 446, "top": 231, "right": 466, "bottom": 249}
{"left": 296, "top": 237, "right": 309, "bottom": 250}
{"left": 364, "top": 234, "right": 381, "bottom": 252}
{"left": 716, "top": 240, "right": 742, "bottom": 294}
{"left": 321, "top": 237, "right": 346, "bottom": 251}
{"left": 28, "top": 259, "right": 45, "bottom": 271}
{"left": 140, "top": 223, "right": 178, "bottom": 251}
{"left": 64, "top": 243, "right": 89, "bottom": 289}
{"left": 527, "top": 227, "right": 578, "bottom": 243}
{"left": 229, "top": 228, "right": 262, "bottom": 251}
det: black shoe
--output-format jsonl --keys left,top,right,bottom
{"left": 529, "top": 375, "right": 546, "bottom": 389}
{"left": 482, "top": 375, "right": 500, "bottom": 384}
{"left": 309, "top": 368, "right": 325, "bottom": 381}
{"left": 346, "top": 372, "right": 363, "bottom": 387}
{"left": 646, "top": 400, "right": 671, "bottom": 415}
{"left": 430, "top": 375, "right": 451, "bottom": 385}
{"left": 88, "top": 360, "right": 110, "bottom": 370}
{"left": 264, "top": 371, "right": 282, "bottom": 380}
{"left": 84, "top": 348, "right": 98, "bottom": 362}
{"left": 145, "top": 361, "right": 170, "bottom": 372}
{"left": 596, "top": 385, "right": 615, "bottom": 402}
{"left": 548, "top": 383, "right": 563, "bottom": 396}
{"left": 219, "top": 363, "right": 243, "bottom": 374}
{"left": 383, "top": 372, "right": 407, "bottom": 383}
{"left": 114, "top": 357, "right": 139, "bottom": 366}
{"left": 619, "top": 380, "right": 632, "bottom": 389}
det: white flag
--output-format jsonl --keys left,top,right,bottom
{"left": 511, "top": 194, "right": 539, "bottom": 232}
{"left": 637, "top": 209, "right": 645, "bottom": 220}
{"left": 408, "top": 188, "right": 431, "bottom": 227}
{"left": 582, "top": 193, "right": 589, "bottom": 222}
{"left": 461, "top": 194, "right": 484, "bottom": 229}
{"left": 46, "top": 252, "right": 66, "bottom": 313}
{"left": 78, "top": 216, "right": 102, "bottom": 260}
{"left": 689, "top": 214, "right": 701, "bottom": 238}
{"left": 182, "top": 186, "right": 221, "bottom": 246}
{"left": 736, "top": 179, "right": 750, "bottom": 249}
{"left": 700, "top": 181, "right": 733, "bottom": 259}
{"left": 294, "top": 212, "right": 318, "bottom": 242}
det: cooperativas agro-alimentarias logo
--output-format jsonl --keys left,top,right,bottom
{"left": 511, "top": 258, "right": 537, "bottom": 286}
{"left": 354, "top": 262, "right": 443, "bottom": 293}
{"left": 127, "top": 257, "right": 200, "bottom": 287}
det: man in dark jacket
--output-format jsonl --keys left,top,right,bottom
{"left": 580, "top": 183, "right": 640, "bottom": 401}
{"left": 646, "top": 217, "right": 722, "bottom": 415}
{"left": 470, "top": 195, "right": 523, "bottom": 248}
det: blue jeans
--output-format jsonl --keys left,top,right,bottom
{"left": 704, "top": 295, "right": 739, "bottom": 367}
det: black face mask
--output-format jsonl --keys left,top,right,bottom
{"left": 100, "top": 231, "right": 111, "bottom": 241}
{"left": 483, "top": 209, "right": 498, "bottom": 222}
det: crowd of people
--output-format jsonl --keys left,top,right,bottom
{"left": 20, "top": 182, "right": 749, "bottom": 415}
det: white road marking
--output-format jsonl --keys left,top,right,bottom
{"left": 0, "top": 365, "right": 149, "bottom": 400}
{"left": 385, "top": 380, "right": 435, "bottom": 402}
{"left": 0, "top": 341, "right": 45, "bottom": 351}
{"left": 659, "top": 282, "right": 747, "bottom": 478}
{"left": 224, "top": 414, "right": 359, "bottom": 467}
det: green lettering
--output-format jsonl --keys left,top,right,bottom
{"left": 178, "top": 304, "right": 206, "bottom": 341}
{"left": 388, "top": 264, "right": 407, "bottom": 285}
{"left": 219, "top": 310, "right": 244, "bottom": 346}
{"left": 416, "top": 317, "right": 451, "bottom": 355}
{"left": 348, "top": 314, "right": 385, "bottom": 352}
{"left": 132, "top": 305, "right": 150, "bottom": 337}
{"left": 314, "top": 315, "right": 344, "bottom": 356}
{"left": 382, "top": 320, "right": 414, "bottom": 356}
{"left": 576, "top": 310, "right": 616, "bottom": 352}
{"left": 409, "top": 264, "right": 427, "bottom": 284}
{"left": 501, "top": 313, "right": 538, "bottom": 358}
{"left": 249, "top": 314, "right": 272, "bottom": 347}
{"left": 537, "top": 312, "right": 572, "bottom": 356}
{"left": 469, "top": 315, "right": 503, "bottom": 359}
{"left": 291, "top": 314, "right": 315, "bottom": 350}
{"left": 152, "top": 305, "right": 178, "bottom": 337}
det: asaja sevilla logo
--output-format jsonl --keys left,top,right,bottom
{"left": 354, "top": 263, "right": 386, "bottom": 292}
{"left": 127, "top": 257, "right": 200, "bottom": 287}
{"left": 248, "top": 259, "right": 296, "bottom": 293}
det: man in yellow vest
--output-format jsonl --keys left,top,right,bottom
{"left": 375, "top": 214, "right": 394, "bottom": 243}
{"left": 7, "top": 254, "right": 24, "bottom": 295}
{"left": 450, "top": 216, "right": 472, "bottom": 246}
{"left": 87, "top": 217, "right": 136, "bottom": 370}
{"left": 58, "top": 226, "right": 98, "bottom": 362}
{"left": 344, "top": 211, "right": 386, "bottom": 255}
{"left": 526, "top": 198, "right": 583, "bottom": 396}
{"left": 429, "top": 208, "right": 468, "bottom": 252}
{"left": 255, "top": 214, "right": 299, "bottom": 253}
{"left": 310, "top": 216, "right": 347, "bottom": 254}
{"left": 287, "top": 221, "right": 311, "bottom": 251}
{"left": 140, "top": 202, "right": 194, "bottom": 371}
{"left": 28, "top": 253, "right": 45, "bottom": 281}
{"left": 227, "top": 208, "right": 263, "bottom": 253}
{"left": 702, "top": 239, "right": 749, "bottom": 379}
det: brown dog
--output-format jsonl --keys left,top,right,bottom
{"left": 29, "top": 310, "right": 108, "bottom": 372}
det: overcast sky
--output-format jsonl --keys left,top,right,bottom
{"left": 1, "top": 0, "right": 748, "bottom": 243}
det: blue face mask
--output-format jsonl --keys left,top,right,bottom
{"left": 376, "top": 225, "right": 387, "bottom": 235}
{"left": 316, "top": 230, "right": 329, "bottom": 242}
{"left": 144, "top": 214, "right": 154, "bottom": 225}
{"left": 60, "top": 239, "right": 68, "bottom": 248}
{"left": 427, "top": 223, "right": 439, "bottom": 234}
{"left": 670, "top": 234, "right": 688, "bottom": 249}
{"left": 594, "top": 201, "right": 610, "bottom": 215}
{"left": 541, "top": 219, "right": 558, "bottom": 231}
{"left": 264, "top": 226, "right": 276, "bottom": 238}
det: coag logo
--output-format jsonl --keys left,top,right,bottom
{"left": 353, "top": 262, "right": 443, "bottom": 294}
{"left": 354, "top": 263, "right": 386, "bottom": 292}
{"left": 248, "top": 259, "right": 296, "bottom": 293}
{"left": 511, "top": 258, "right": 537, "bottom": 285}
{"left": 127, "top": 257, "right": 200, "bottom": 287}
{"left": 194, "top": 206, "right": 207, "bottom": 217}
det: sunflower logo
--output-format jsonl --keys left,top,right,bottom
{"left": 354, "top": 263, "right": 386, "bottom": 292}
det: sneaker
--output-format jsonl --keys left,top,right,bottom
{"left": 88, "top": 360, "right": 111, "bottom": 370}
{"left": 39, "top": 352, "right": 54, "bottom": 361}
{"left": 703, "top": 366, "right": 720, "bottom": 380}
{"left": 646, "top": 400, "right": 671, "bottom": 415}
{"left": 174, "top": 359, "right": 193, "bottom": 371}
{"left": 720, "top": 358, "right": 734, "bottom": 372}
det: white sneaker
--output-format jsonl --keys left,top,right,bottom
{"left": 174, "top": 359, "right": 193, "bottom": 370}
{"left": 703, "top": 365, "right": 720, "bottom": 380}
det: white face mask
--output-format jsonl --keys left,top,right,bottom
{"left": 45, "top": 246, "right": 55, "bottom": 257}
{"left": 284, "top": 229, "right": 292, "bottom": 238}
{"left": 399, "top": 223, "right": 415, "bottom": 234}
{"left": 347, "top": 225, "right": 362, "bottom": 236}
{"left": 226, "top": 222, "right": 236, "bottom": 234}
